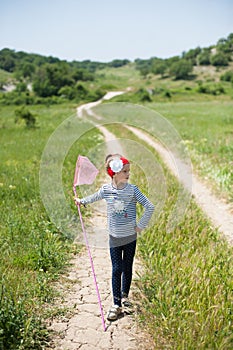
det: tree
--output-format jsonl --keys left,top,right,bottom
{"left": 169, "top": 60, "right": 193, "bottom": 79}
{"left": 58, "top": 86, "right": 76, "bottom": 100}
{"left": 75, "top": 83, "right": 89, "bottom": 100}
{"left": 134, "top": 59, "right": 152, "bottom": 77}
{"left": 165, "top": 56, "right": 180, "bottom": 67}
{"left": 33, "top": 63, "right": 74, "bottom": 97}
{"left": 72, "top": 68, "right": 94, "bottom": 81}
{"left": 151, "top": 60, "right": 167, "bottom": 77}
{"left": 182, "top": 47, "right": 201, "bottom": 65}
{"left": 15, "top": 82, "right": 28, "bottom": 93}
{"left": 108, "top": 59, "right": 130, "bottom": 68}
{"left": 33, "top": 73, "right": 56, "bottom": 97}
{"left": 217, "top": 35, "right": 233, "bottom": 54}
{"left": 0, "top": 48, "right": 16, "bottom": 72}
{"left": 197, "top": 49, "right": 211, "bottom": 65}
{"left": 210, "top": 53, "right": 229, "bottom": 66}
{"left": 20, "top": 62, "right": 36, "bottom": 78}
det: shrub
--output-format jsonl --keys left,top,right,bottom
{"left": 152, "top": 61, "right": 167, "bottom": 77}
{"left": 136, "top": 88, "right": 152, "bottom": 102}
{"left": 0, "top": 91, "right": 36, "bottom": 105}
{"left": 14, "top": 106, "right": 37, "bottom": 128}
{"left": 197, "top": 50, "right": 211, "bottom": 65}
{"left": 169, "top": 60, "right": 193, "bottom": 79}
{"left": 58, "top": 85, "right": 76, "bottom": 100}
{"left": 210, "top": 53, "right": 229, "bottom": 66}
{"left": 220, "top": 70, "right": 233, "bottom": 82}
{"left": 197, "top": 82, "right": 225, "bottom": 95}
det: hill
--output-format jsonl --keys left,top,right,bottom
{"left": 0, "top": 33, "right": 232, "bottom": 105}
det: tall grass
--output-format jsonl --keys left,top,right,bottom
{"left": 0, "top": 104, "right": 103, "bottom": 349}
{"left": 107, "top": 124, "right": 233, "bottom": 349}
{"left": 137, "top": 199, "right": 233, "bottom": 349}
{"left": 148, "top": 101, "right": 233, "bottom": 203}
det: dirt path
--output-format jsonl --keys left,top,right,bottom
{"left": 48, "top": 109, "right": 154, "bottom": 349}
{"left": 48, "top": 243, "right": 151, "bottom": 350}
{"left": 48, "top": 93, "right": 233, "bottom": 349}
{"left": 125, "top": 125, "right": 233, "bottom": 245}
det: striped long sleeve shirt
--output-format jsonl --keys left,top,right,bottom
{"left": 80, "top": 183, "right": 155, "bottom": 238}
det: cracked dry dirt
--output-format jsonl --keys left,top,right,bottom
{"left": 47, "top": 241, "right": 153, "bottom": 350}
{"left": 47, "top": 244, "right": 151, "bottom": 350}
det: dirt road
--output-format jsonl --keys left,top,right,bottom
{"left": 48, "top": 117, "right": 154, "bottom": 349}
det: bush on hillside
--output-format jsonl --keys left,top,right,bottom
{"left": 197, "top": 49, "right": 211, "bottom": 65}
{"left": 0, "top": 91, "right": 36, "bottom": 105}
{"left": 196, "top": 82, "right": 225, "bottom": 95}
{"left": 182, "top": 47, "right": 202, "bottom": 65}
{"left": 216, "top": 34, "right": 233, "bottom": 54}
{"left": 220, "top": 70, "right": 233, "bottom": 82}
{"left": 210, "top": 53, "right": 229, "bottom": 66}
{"left": 136, "top": 88, "right": 152, "bottom": 102}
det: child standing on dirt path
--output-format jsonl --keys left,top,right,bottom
{"left": 74, "top": 154, "right": 154, "bottom": 321}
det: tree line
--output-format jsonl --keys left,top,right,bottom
{"left": 135, "top": 33, "right": 233, "bottom": 79}
{"left": 0, "top": 49, "right": 129, "bottom": 103}
{"left": 0, "top": 33, "right": 232, "bottom": 105}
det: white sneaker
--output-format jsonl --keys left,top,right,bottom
{"left": 122, "top": 297, "right": 134, "bottom": 314}
{"left": 107, "top": 305, "right": 122, "bottom": 320}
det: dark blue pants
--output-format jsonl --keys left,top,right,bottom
{"left": 109, "top": 236, "right": 137, "bottom": 307}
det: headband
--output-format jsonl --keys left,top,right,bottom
{"left": 107, "top": 157, "right": 129, "bottom": 178}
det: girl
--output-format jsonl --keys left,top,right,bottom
{"left": 74, "top": 154, "right": 154, "bottom": 321}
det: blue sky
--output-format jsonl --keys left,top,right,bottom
{"left": 0, "top": 0, "right": 232, "bottom": 62}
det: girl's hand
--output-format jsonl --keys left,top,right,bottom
{"left": 135, "top": 226, "right": 142, "bottom": 233}
{"left": 74, "top": 196, "right": 81, "bottom": 205}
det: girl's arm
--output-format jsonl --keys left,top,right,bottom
{"left": 134, "top": 185, "right": 155, "bottom": 230}
{"left": 75, "top": 186, "right": 104, "bottom": 206}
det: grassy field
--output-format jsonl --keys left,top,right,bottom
{"left": 105, "top": 123, "right": 233, "bottom": 349}
{"left": 149, "top": 101, "right": 233, "bottom": 203}
{"left": 92, "top": 62, "right": 233, "bottom": 101}
{"left": 0, "top": 103, "right": 104, "bottom": 349}
{"left": 1, "top": 62, "right": 233, "bottom": 349}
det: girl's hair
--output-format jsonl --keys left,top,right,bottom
{"left": 105, "top": 153, "right": 122, "bottom": 168}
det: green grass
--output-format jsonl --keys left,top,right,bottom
{"left": 93, "top": 63, "right": 233, "bottom": 103}
{"left": 95, "top": 63, "right": 142, "bottom": 89}
{"left": 137, "top": 205, "right": 233, "bottom": 349}
{"left": 148, "top": 101, "right": 233, "bottom": 203}
{"left": 1, "top": 63, "right": 233, "bottom": 349}
{"left": 106, "top": 124, "right": 233, "bottom": 349}
{"left": 0, "top": 103, "right": 103, "bottom": 349}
